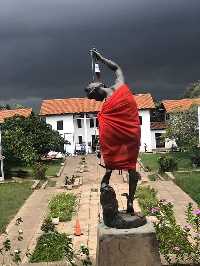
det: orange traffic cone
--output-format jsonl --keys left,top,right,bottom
{"left": 74, "top": 219, "right": 83, "bottom": 236}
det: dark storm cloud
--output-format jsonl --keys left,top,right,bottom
{"left": 1, "top": 0, "right": 200, "bottom": 111}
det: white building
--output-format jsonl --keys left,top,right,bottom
{"left": 153, "top": 98, "right": 200, "bottom": 151}
{"left": 39, "top": 94, "right": 155, "bottom": 154}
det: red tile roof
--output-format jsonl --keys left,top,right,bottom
{"left": 0, "top": 109, "right": 32, "bottom": 123}
{"left": 40, "top": 94, "right": 155, "bottom": 115}
{"left": 162, "top": 98, "right": 200, "bottom": 113}
{"left": 134, "top": 93, "right": 155, "bottom": 109}
{"left": 150, "top": 122, "right": 168, "bottom": 130}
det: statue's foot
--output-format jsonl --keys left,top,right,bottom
{"left": 100, "top": 186, "right": 146, "bottom": 229}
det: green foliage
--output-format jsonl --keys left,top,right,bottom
{"left": 189, "top": 146, "right": 200, "bottom": 166}
{"left": 135, "top": 186, "right": 158, "bottom": 216}
{"left": 40, "top": 220, "right": 55, "bottom": 233}
{"left": 65, "top": 175, "right": 75, "bottom": 185}
{"left": 0, "top": 217, "right": 23, "bottom": 265}
{"left": 0, "top": 181, "right": 34, "bottom": 232}
{"left": 0, "top": 103, "right": 11, "bottom": 110}
{"left": 151, "top": 200, "right": 200, "bottom": 265}
{"left": 1, "top": 112, "right": 66, "bottom": 176}
{"left": 148, "top": 174, "right": 156, "bottom": 181}
{"left": 161, "top": 103, "right": 199, "bottom": 151}
{"left": 29, "top": 232, "right": 92, "bottom": 265}
{"left": 32, "top": 162, "right": 48, "bottom": 180}
{"left": 173, "top": 172, "right": 200, "bottom": 205}
{"left": 29, "top": 232, "right": 69, "bottom": 262}
{"left": 50, "top": 180, "right": 57, "bottom": 187}
{"left": 157, "top": 155, "right": 178, "bottom": 172}
{"left": 150, "top": 101, "right": 165, "bottom": 122}
{"left": 47, "top": 193, "right": 76, "bottom": 222}
{"left": 180, "top": 81, "right": 200, "bottom": 99}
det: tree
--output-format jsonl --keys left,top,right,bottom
{"left": 1, "top": 112, "right": 67, "bottom": 172}
{"left": 162, "top": 104, "right": 200, "bottom": 165}
{"left": 0, "top": 103, "right": 11, "bottom": 110}
{"left": 162, "top": 103, "right": 198, "bottom": 148}
{"left": 179, "top": 81, "right": 200, "bottom": 99}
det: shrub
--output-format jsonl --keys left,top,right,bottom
{"left": 148, "top": 174, "right": 156, "bottom": 181}
{"left": 65, "top": 175, "right": 75, "bottom": 185}
{"left": 189, "top": 146, "right": 200, "bottom": 166}
{"left": 47, "top": 193, "right": 76, "bottom": 221}
{"left": 41, "top": 220, "right": 55, "bottom": 234}
{"left": 135, "top": 186, "right": 158, "bottom": 216}
{"left": 157, "top": 155, "right": 178, "bottom": 172}
{"left": 32, "top": 162, "right": 48, "bottom": 180}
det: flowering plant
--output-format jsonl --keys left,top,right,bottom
{"left": 151, "top": 200, "right": 200, "bottom": 265}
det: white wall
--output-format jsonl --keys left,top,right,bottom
{"left": 139, "top": 110, "right": 152, "bottom": 152}
{"left": 151, "top": 129, "right": 175, "bottom": 149}
{"left": 45, "top": 114, "right": 75, "bottom": 154}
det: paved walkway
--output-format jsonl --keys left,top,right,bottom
{"left": 0, "top": 155, "right": 198, "bottom": 265}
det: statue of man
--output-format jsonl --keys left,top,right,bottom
{"left": 85, "top": 49, "right": 141, "bottom": 214}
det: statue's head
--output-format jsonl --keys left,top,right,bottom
{"left": 85, "top": 82, "right": 108, "bottom": 101}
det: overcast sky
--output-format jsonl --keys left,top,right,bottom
{"left": 1, "top": 0, "right": 200, "bottom": 112}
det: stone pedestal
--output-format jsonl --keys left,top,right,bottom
{"left": 96, "top": 219, "right": 161, "bottom": 266}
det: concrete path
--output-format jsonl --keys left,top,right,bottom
{"left": 0, "top": 155, "right": 198, "bottom": 265}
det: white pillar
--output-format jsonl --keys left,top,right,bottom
{"left": 84, "top": 114, "right": 88, "bottom": 154}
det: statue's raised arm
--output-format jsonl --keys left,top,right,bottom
{"left": 91, "top": 49, "right": 125, "bottom": 89}
{"left": 85, "top": 49, "right": 125, "bottom": 101}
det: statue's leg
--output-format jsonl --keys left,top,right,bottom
{"left": 126, "top": 169, "right": 138, "bottom": 213}
{"left": 101, "top": 169, "right": 112, "bottom": 188}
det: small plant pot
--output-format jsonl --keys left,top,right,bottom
{"left": 66, "top": 184, "right": 72, "bottom": 190}
{"left": 52, "top": 217, "right": 59, "bottom": 225}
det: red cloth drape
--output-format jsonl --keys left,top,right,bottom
{"left": 97, "top": 84, "right": 140, "bottom": 170}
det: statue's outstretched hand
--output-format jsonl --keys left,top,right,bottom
{"left": 90, "top": 47, "right": 102, "bottom": 60}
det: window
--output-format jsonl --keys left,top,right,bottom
{"left": 139, "top": 116, "right": 142, "bottom": 125}
{"left": 77, "top": 119, "right": 82, "bottom": 128}
{"left": 57, "top": 120, "right": 63, "bottom": 130}
{"left": 78, "top": 136, "right": 83, "bottom": 144}
{"left": 96, "top": 118, "right": 99, "bottom": 128}
{"left": 155, "top": 133, "right": 165, "bottom": 148}
{"left": 166, "top": 114, "right": 170, "bottom": 120}
{"left": 90, "top": 118, "right": 94, "bottom": 128}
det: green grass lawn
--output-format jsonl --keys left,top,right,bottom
{"left": 139, "top": 152, "right": 193, "bottom": 171}
{"left": 12, "top": 159, "right": 64, "bottom": 178}
{"left": 173, "top": 171, "right": 200, "bottom": 205}
{"left": 0, "top": 181, "right": 34, "bottom": 232}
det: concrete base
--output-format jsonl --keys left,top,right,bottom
{"left": 96, "top": 219, "right": 161, "bottom": 266}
